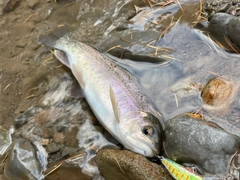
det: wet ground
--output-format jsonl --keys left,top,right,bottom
{"left": 1, "top": 0, "right": 240, "bottom": 179}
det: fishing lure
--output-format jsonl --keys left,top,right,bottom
{"left": 159, "top": 156, "right": 203, "bottom": 180}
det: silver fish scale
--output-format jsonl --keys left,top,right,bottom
{"left": 73, "top": 40, "right": 157, "bottom": 117}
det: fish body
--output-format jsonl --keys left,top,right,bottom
{"left": 38, "top": 29, "right": 164, "bottom": 157}
{"left": 160, "top": 157, "right": 202, "bottom": 180}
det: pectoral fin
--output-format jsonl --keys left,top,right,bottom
{"left": 54, "top": 50, "right": 70, "bottom": 68}
{"left": 109, "top": 87, "right": 120, "bottom": 122}
{"left": 72, "top": 64, "right": 85, "bottom": 89}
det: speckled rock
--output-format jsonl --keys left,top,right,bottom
{"left": 164, "top": 114, "right": 240, "bottom": 175}
{"left": 96, "top": 149, "right": 172, "bottom": 180}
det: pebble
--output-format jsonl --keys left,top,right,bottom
{"left": 96, "top": 148, "right": 172, "bottom": 180}
{"left": 3, "top": 0, "right": 21, "bottom": 12}
{"left": 47, "top": 142, "right": 62, "bottom": 154}
{"left": 164, "top": 114, "right": 240, "bottom": 174}
{"left": 4, "top": 138, "right": 44, "bottom": 180}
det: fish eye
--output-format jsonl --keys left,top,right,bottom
{"left": 142, "top": 126, "right": 153, "bottom": 136}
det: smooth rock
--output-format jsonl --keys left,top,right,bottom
{"left": 47, "top": 142, "right": 62, "bottom": 154}
{"left": 45, "top": 163, "right": 91, "bottom": 180}
{"left": 4, "top": 138, "right": 44, "bottom": 180}
{"left": 96, "top": 149, "right": 172, "bottom": 180}
{"left": 3, "top": 0, "right": 20, "bottom": 12}
{"left": 164, "top": 114, "right": 240, "bottom": 175}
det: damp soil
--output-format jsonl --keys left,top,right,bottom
{"left": 0, "top": 0, "right": 80, "bottom": 129}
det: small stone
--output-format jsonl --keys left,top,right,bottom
{"left": 61, "top": 147, "right": 77, "bottom": 158}
{"left": 43, "top": 128, "right": 54, "bottom": 139}
{"left": 47, "top": 143, "right": 62, "bottom": 153}
{"left": 96, "top": 149, "right": 172, "bottom": 180}
{"left": 64, "top": 127, "right": 79, "bottom": 148}
{"left": 40, "top": 139, "right": 49, "bottom": 146}
{"left": 53, "top": 133, "right": 65, "bottom": 144}
{"left": 4, "top": 138, "right": 44, "bottom": 180}
{"left": 3, "top": 0, "right": 20, "bottom": 12}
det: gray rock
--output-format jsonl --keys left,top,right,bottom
{"left": 4, "top": 138, "right": 44, "bottom": 180}
{"left": 61, "top": 147, "right": 77, "bottom": 158}
{"left": 47, "top": 143, "right": 62, "bottom": 154}
{"left": 164, "top": 114, "right": 240, "bottom": 175}
{"left": 96, "top": 148, "right": 172, "bottom": 180}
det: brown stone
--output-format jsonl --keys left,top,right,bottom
{"left": 96, "top": 149, "right": 173, "bottom": 180}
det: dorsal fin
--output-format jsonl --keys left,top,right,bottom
{"left": 109, "top": 87, "right": 120, "bottom": 122}
{"left": 72, "top": 64, "right": 85, "bottom": 89}
{"left": 54, "top": 50, "right": 70, "bottom": 68}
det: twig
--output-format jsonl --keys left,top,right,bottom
{"left": 106, "top": 45, "right": 122, "bottom": 53}
{"left": 43, "top": 57, "right": 53, "bottom": 62}
{"left": 44, "top": 163, "right": 63, "bottom": 177}
{"left": 157, "top": 16, "right": 175, "bottom": 41}
{"left": 176, "top": 0, "right": 183, "bottom": 12}
{"left": 25, "top": 94, "right": 36, "bottom": 99}
{"left": 146, "top": 0, "right": 152, "bottom": 8}
{"left": 4, "top": 83, "right": 11, "bottom": 91}
{"left": 224, "top": 36, "right": 239, "bottom": 54}
{"left": 55, "top": 64, "right": 63, "bottom": 68}
{"left": 1, "top": 153, "right": 8, "bottom": 164}
{"left": 23, "top": 14, "right": 33, "bottom": 24}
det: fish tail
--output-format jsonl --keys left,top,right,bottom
{"left": 37, "top": 26, "right": 68, "bottom": 48}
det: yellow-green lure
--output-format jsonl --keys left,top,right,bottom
{"left": 160, "top": 157, "right": 203, "bottom": 180}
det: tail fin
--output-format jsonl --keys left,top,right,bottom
{"left": 37, "top": 26, "right": 68, "bottom": 48}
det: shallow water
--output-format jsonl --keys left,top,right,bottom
{"left": 1, "top": 0, "right": 240, "bottom": 179}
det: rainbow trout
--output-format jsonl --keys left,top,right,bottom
{"left": 38, "top": 29, "right": 164, "bottom": 157}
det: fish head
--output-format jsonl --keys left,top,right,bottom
{"left": 119, "top": 111, "right": 163, "bottom": 157}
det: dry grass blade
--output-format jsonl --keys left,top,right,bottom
{"left": 207, "top": 35, "right": 222, "bottom": 56}
{"left": 55, "top": 64, "right": 63, "bottom": 68}
{"left": 227, "top": 151, "right": 239, "bottom": 173}
{"left": 160, "top": 55, "right": 181, "bottom": 61}
{"left": 1, "top": 153, "right": 8, "bottom": 164}
{"left": 106, "top": 45, "right": 122, "bottom": 53}
{"left": 152, "top": 0, "right": 175, "bottom": 7}
{"left": 176, "top": 0, "right": 183, "bottom": 12}
{"left": 27, "top": 87, "right": 38, "bottom": 92}
{"left": 157, "top": 16, "right": 175, "bottom": 41}
{"left": 146, "top": 0, "right": 153, "bottom": 8}
{"left": 50, "top": 50, "right": 56, "bottom": 56}
{"left": 224, "top": 36, "right": 240, "bottom": 54}
{"left": 194, "top": 107, "right": 202, "bottom": 115}
{"left": 23, "top": 14, "right": 32, "bottom": 24}
{"left": 114, "top": 156, "right": 125, "bottom": 174}
{"left": 4, "top": 83, "right": 11, "bottom": 91}
{"left": 174, "top": 93, "right": 178, "bottom": 107}
{"left": 120, "top": 37, "right": 171, "bottom": 53}
{"left": 66, "top": 152, "right": 86, "bottom": 161}
{"left": 198, "top": 0, "right": 202, "bottom": 19}
{"left": 43, "top": 57, "right": 53, "bottom": 62}
{"left": 44, "top": 152, "right": 86, "bottom": 177}
{"left": 44, "top": 162, "right": 63, "bottom": 177}
{"left": 215, "top": 40, "right": 227, "bottom": 51}
{"left": 25, "top": 94, "right": 36, "bottom": 99}
{"left": 207, "top": 71, "right": 227, "bottom": 80}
